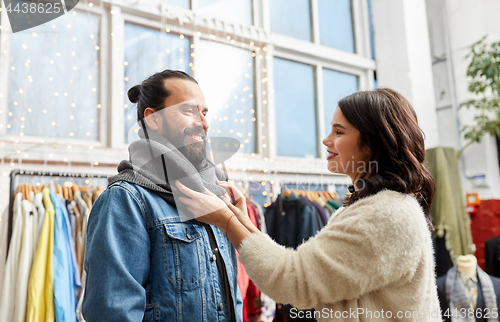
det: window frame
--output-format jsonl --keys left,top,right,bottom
{"left": 0, "top": 4, "right": 110, "bottom": 158}
{"left": 0, "top": 0, "right": 375, "bottom": 179}
{"left": 264, "top": 0, "right": 375, "bottom": 163}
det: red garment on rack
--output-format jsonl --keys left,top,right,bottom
{"left": 236, "top": 204, "right": 262, "bottom": 321}
{"left": 470, "top": 200, "right": 500, "bottom": 270}
{"left": 237, "top": 253, "right": 250, "bottom": 317}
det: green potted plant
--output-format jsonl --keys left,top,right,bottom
{"left": 459, "top": 35, "right": 500, "bottom": 157}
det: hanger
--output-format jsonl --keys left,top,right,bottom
{"left": 322, "top": 191, "right": 332, "bottom": 200}
{"left": 68, "top": 187, "right": 74, "bottom": 201}
{"left": 22, "top": 184, "right": 27, "bottom": 200}
{"left": 282, "top": 189, "right": 292, "bottom": 197}
{"left": 72, "top": 184, "right": 80, "bottom": 193}
{"left": 27, "top": 184, "right": 34, "bottom": 200}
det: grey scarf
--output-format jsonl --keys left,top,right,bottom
{"left": 108, "top": 126, "right": 228, "bottom": 219}
{"left": 445, "top": 265, "right": 499, "bottom": 322}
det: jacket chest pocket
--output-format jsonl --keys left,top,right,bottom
{"left": 163, "top": 222, "right": 202, "bottom": 291}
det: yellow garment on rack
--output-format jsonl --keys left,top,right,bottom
{"left": 26, "top": 187, "right": 55, "bottom": 322}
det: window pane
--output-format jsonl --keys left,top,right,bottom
{"left": 323, "top": 68, "right": 358, "bottom": 138}
{"left": 196, "top": 40, "right": 256, "bottom": 154}
{"left": 124, "top": 24, "right": 190, "bottom": 143}
{"left": 318, "top": 0, "right": 355, "bottom": 52}
{"left": 270, "top": 0, "right": 311, "bottom": 41}
{"left": 198, "top": 0, "right": 252, "bottom": 26}
{"left": 274, "top": 58, "right": 317, "bottom": 158}
{"left": 7, "top": 12, "right": 100, "bottom": 140}
{"left": 159, "top": 0, "right": 190, "bottom": 9}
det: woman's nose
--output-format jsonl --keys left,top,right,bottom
{"left": 322, "top": 135, "right": 332, "bottom": 147}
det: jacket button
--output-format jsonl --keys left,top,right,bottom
{"left": 211, "top": 254, "right": 216, "bottom": 262}
{"left": 186, "top": 230, "right": 191, "bottom": 240}
{"left": 219, "top": 303, "right": 224, "bottom": 310}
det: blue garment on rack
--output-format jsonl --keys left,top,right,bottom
{"left": 265, "top": 193, "right": 322, "bottom": 249}
{"left": 58, "top": 196, "right": 81, "bottom": 288}
{"left": 299, "top": 196, "right": 328, "bottom": 227}
{"left": 51, "top": 187, "right": 77, "bottom": 322}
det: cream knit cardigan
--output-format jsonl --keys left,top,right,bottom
{"left": 238, "top": 189, "right": 443, "bottom": 322}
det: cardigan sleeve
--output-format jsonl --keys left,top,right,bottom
{"left": 238, "top": 196, "right": 425, "bottom": 310}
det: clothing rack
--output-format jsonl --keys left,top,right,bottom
{"left": 7, "top": 169, "right": 111, "bottom": 255}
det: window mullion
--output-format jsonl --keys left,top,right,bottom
{"left": 261, "top": 0, "right": 271, "bottom": 32}
{"left": 99, "top": 8, "right": 110, "bottom": 146}
{"left": 252, "top": 0, "right": 261, "bottom": 28}
{"left": 191, "top": 0, "right": 199, "bottom": 12}
{"left": 315, "top": 64, "right": 325, "bottom": 159}
{"left": 311, "top": 0, "right": 320, "bottom": 45}
{"left": 109, "top": 5, "right": 125, "bottom": 148}
{"left": 254, "top": 45, "right": 263, "bottom": 156}
{"left": 352, "top": 0, "right": 365, "bottom": 56}
{"left": 265, "top": 44, "right": 276, "bottom": 159}
{"left": 365, "top": 69, "right": 375, "bottom": 90}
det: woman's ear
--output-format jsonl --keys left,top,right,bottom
{"left": 143, "top": 107, "right": 161, "bottom": 131}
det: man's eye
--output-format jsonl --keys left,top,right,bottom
{"left": 335, "top": 130, "right": 343, "bottom": 135}
{"left": 185, "top": 109, "right": 194, "bottom": 114}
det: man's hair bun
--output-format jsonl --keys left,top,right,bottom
{"left": 128, "top": 84, "right": 142, "bottom": 103}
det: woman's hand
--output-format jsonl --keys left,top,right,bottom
{"left": 175, "top": 181, "right": 231, "bottom": 228}
{"left": 216, "top": 181, "right": 257, "bottom": 233}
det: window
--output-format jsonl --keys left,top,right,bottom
{"left": 269, "top": 0, "right": 312, "bottom": 41}
{"left": 273, "top": 57, "right": 317, "bottom": 158}
{"left": 0, "top": 0, "right": 374, "bottom": 186}
{"left": 196, "top": 40, "right": 256, "bottom": 154}
{"left": 197, "top": 0, "right": 253, "bottom": 26}
{"left": 123, "top": 23, "right": 190, "bottom": 143}
{"left": 318, "top": 0, "right": 355, "bottom": 52}
{"left": 7, "top": 12, "right": 100, "bottom": 140}
{"left": 322, "top": 68, "right": 358, "bottom": 137}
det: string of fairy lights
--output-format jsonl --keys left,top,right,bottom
{"left": 0, "top": 1, "right": 277, "bottom": 205}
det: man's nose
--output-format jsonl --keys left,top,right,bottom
{"left": 194, "top": 110, "right": 209, "bottom": 133}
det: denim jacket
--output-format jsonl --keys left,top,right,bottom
{"left": 82, "top": 181, "right": 243, "bottom": 322}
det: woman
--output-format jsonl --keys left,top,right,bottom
{"left": 176, "top": 88, "right": 442, "bottom": 321}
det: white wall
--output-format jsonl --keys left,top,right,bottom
{"left": 426, "top": 0, "right": 500, "bottom": 199}
{"left": 371, "top": 0, "right": 439, "bottom": 149}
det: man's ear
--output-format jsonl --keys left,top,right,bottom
{"left": 144, "top": 107, "right": 162, "bottom": 131}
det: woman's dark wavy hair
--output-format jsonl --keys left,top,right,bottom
{"left": 338, "top": 88, "right": 435, "bottom": 230}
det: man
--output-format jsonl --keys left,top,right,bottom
{"left": 82, "top": 70, "right": 243, "bottom": 321}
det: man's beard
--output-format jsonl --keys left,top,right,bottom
{"left": 163, "top": 126, "right": 207, "bottom": 170}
